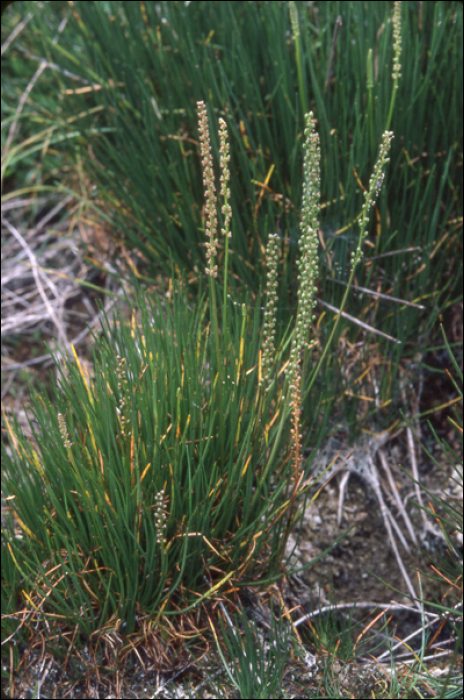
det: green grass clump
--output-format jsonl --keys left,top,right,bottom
{"left": 1, "top": 103, "right": 392, "bottom": 666}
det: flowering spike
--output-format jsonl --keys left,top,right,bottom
{"left": 392, "top": 1, "right": 402, "bottom": 82}
{"left": 260, "top": 232, "right": 280, "bottom": 392}
{"left": 154, "top": 488, "right": 167, "bottom": 545}
{"left": 219, "top": 117, "right": 232, "bottom": 239}
{"left": 352, "top": 130, "right": 394, "bottom": 268}
{"left": 58, "top": 412, "right": 73, "bottom": 450}
{"left": 197, "top": 101, "right": 218, "bottom": 278}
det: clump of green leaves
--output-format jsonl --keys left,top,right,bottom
{"left": 1, "top": 103, "right": 393, "bottom": 660}
{"left": 2, "top": 279, "right": 293, "bottom": 639}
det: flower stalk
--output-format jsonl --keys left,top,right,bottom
{"left": 285, "top": 111, "right": 321, "bottom": 531}
{"left": 197, "top": 101, "right": 226, "bottom": 452}
{"left": 219, "top": 116, "right": 232, "bottom": 334}
{"left": 197, "top": 101, "right": 218, "bottom": 281}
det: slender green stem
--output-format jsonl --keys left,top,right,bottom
{"left": 290, "top": 1, "right": 307, "bottom": 117}
{"left": 222, "top": 235, "right": 230, "bottom": 337}
{"left": 209, "top": 274, "right": 225, "bottom": 456}
{"left": 367, "top": 47, "right": 375, "bottom": 154}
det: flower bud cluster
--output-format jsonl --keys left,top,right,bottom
{"left": 58, "top": 412, "right": 73, "bottom": 450}
{"left": 154, "top": 488, "right": 167, "bottom": 545}
{"left": 197, "top": 101, "right": 218, "bottom": 278}
{"left": 289, "top": 1, "right": 299, "bottom": 41}
{"left": 289, "top": 372, "right": 303, "bottom": 471}
{"left": 392, "top": 1, "right": 402, "bottom": 82}
{"left": 219, "top": 117, "right": 232, "bottom": 240}
{"left": 260, "top": 233, "right": 280, "bottom": 392}
{"left": 288, "top": 112, "right": 320, "bottom": 408}
{"left": 351, "top": 130, "right": 394, "bottom": 269}
{"left": 116, "top": 355, "right": 131, "bottom": 438}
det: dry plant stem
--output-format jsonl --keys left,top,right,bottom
{"left": 333, "top": 442, "right": 419, "bottom": 604}
{"left": 376, "top": 609, "right": 452, "bottom": 663}
{"left": 316, "top": 296, "right": 402, "bottom": 344}
{"left": 406, "top": 425, "right": 428, "bottom": 524}
{"left": 294, "top": 601, "right": 457, "bottom": 665}
{"left": 293, "top": 600, "right": 431, "bottom": 627}
{"left": 367, "top": 246, "right": 421, "bottom": 261}
{"left": 368, "top": 465, "right": 420, "bottom": 607}
{"left": 383, "top": 505, "right": 411, "bottom": 552}
{"left": 2, "top": 15, "right": 69, "bottom": 164}
{"left": 337, "top": 471, "right": 351, "bottom": 526}
{"left": 378, "top": 446, "right": 418, "bottom": 546}
{"left": 27, "top": 194, "right": 73, "bottom": 237}
{"left": 400, "top": 380, "right": 434, "bottom": 537}
{"left": 329, "top": 278, "right": 425, "bottom": 309}
{"left": 2, "top": 217, "right": 67, "bottom": 346}
{"left": 297, "top": 601, "right": 459, "bottom": 666}
{"left": 1, "top": 11, "right": 33, "bottom": 55}
{"left": 314, "top": 434, "right": 423, "bottom": 608}
{"left": 1, "top": 306, "right": 114, "bottom": 374}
